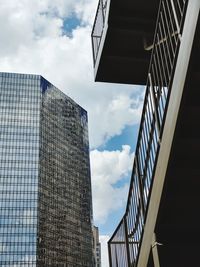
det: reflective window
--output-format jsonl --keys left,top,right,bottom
{"left": 0, "top": 73, "right": 93, "bottom": 266}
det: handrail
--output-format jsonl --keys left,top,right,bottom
{"left": 91, "top": 0, "right": 108, "bottom": 65}
{"left": 108, "top": 0, "right": 188, "bottom": 266}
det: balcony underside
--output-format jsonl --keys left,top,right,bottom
{"left": 94, "top": 0, "right": 160, "bottom": 85}
{"left": 151, "top": 14, "right": 200, "bottom": 267}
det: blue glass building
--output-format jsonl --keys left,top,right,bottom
{"left": 0, "top": 72, "right": 93, "bottom": 267}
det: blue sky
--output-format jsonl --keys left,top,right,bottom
{"left": 97, "top": 124, "right": 140, "bottom": 235}
{"left": 63, "top": 16, "right": 81, "bottom": 36}
{"left": 100, "top": 124, "right": 139, "bottom": 153}
{"left": 0, "top": 1, "right": 144, "bottom": 266}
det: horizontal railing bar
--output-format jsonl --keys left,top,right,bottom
{"left": 92, "top": 35, "right": 102, "bottom": 38}
{"left": 110, "top": 241, "right": 139, "bottom": 245}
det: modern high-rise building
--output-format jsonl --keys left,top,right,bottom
{"left": 92, "top": 226, "right": 101, "bottom": 267}
{"left": 92, "top": 0, "right": 200, "bottom": 266}
{"left": 0, "top": 72, "right": 93, "bottom": 267}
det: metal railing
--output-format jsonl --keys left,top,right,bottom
{"left": 108, "top": 0, "right": 188, "bottom": 266}
{"left": 91, "top": 0, "right": 108, "bottom": 65}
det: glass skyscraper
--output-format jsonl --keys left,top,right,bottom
{"left": 0, "top": 72, "right": 93, "bottom": 267}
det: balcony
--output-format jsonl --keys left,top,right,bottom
{"left": 92, "top": 0, "right": 200, "bottom": 266}
{"left": 91, "top": 0, "right": 159, "bottom": 84}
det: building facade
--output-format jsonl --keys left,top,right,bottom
{"left": 0, "top": 72, "right": 93, "bottom": 267}
{"left": 92, "top": 226, "right": 101, "bottom": 267}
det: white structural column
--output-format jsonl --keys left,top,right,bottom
{"left": 137, "top": 1, "right": 200, "bottom": 266}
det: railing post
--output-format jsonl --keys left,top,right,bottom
{"left": 108, "top": 242, "right": 112, "bottom": 267}
{"left": 91, "top": 35, "right": 96, "bottom": 66}
{"left": 135, "top": 158, "right": 145, "bottom": 218}
{"left": 170, "top": 0, "right": 181, "bottom": 39}
{"left": 124, "top": 218, "right": 131, "bottom": 267}
{"left": 149, "top": 73, "right": 161, "bottom": 140}
{"left": 101, "top": 0, "right": 105, "bottom": 23}
{"left": 115, "top": 245, "right": 119, "bottom": 267}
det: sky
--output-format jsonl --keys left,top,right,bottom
{"left": 0, "top": 0, "right": 144, "bottom": 266}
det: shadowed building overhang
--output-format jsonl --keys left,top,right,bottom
{"left": 92, "top": 0, "right": 160, "bottom": 85}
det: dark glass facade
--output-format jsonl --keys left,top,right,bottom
{"left": 0, "top": 72, "right": 93, "bottom": 267}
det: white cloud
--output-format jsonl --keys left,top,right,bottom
{"left": 74, "top": 0, "right": 99, "bottom": 24}
{"left": 0, "top": 2, "right": 143, "bottom": 266}
{"left": 0, "top": 0, "right": 144, "bottom": 148}
{"left": 99, "top": 235, "right": 110, "bottom": 267}
{"left": 90, "top": 145, "right": 134, "bottom": 223}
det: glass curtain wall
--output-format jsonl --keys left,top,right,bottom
{"left": 37, "top": 79, "right": 93, "bottom": 266}
{"left": 0, "top": 73, "right": 41, "bottom": 267}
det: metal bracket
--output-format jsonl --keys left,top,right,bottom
{"left": 152, "top": 233, "right": 163, "bottom": 267}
